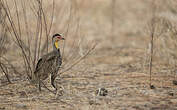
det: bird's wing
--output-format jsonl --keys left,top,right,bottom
{"left": 35, "top": 58, "right": 43, "bottom": 72}
{"left": 34, "top": 52, "right": 56, "bottom": 73}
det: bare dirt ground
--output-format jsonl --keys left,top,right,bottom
{"left": 1, "top": 0, "right": 177, "bottom": 110}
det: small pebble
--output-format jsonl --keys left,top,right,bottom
{"left": 0, "top": 107, "right": 5, "bottom": 110}
{"left": 89, "top": 100, "right": 94, "bottom": 105}
{"left": 168, "top": 92, "right": 174, "bottom": 96}
{"left": 96, "top": 88, "right": 108, "bottom": 96}
{"left": 173, "top": 80, "right": 177, "bottom": 85}
{"left": 150, "top": 85, "right": 155, "bottom": 89}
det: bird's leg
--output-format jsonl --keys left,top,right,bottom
{"left": 38, "top": 79, "right": 41, "bottom": 91}
{"left": 37, "top": 75, "right": 41, "bottom": 91}
{"left": 51, "top": 73, "right": 57, "bottom": 91}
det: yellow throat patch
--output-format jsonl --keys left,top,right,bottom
{"left": 55, "top": 41, "right": 59, "bottom": 49}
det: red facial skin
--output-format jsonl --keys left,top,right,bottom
{"left": 57, "top": 36, "right": 65, "bottom": 40}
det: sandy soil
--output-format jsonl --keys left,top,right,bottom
{"left": 0, "top": 0, "right": 177, "bottom": 110}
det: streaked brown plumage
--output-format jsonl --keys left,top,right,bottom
{"left": 34, "top": 33, "right": 65, "bottom": 91}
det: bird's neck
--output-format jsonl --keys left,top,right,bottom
{"left": 53, "top": 41, "right": 60, "bottom": 51}
{"left": 54, "top": 41, "right": 59, "bottom": 49}
{"left": 53, "top": 46, "right": 61, "bottom": 57}
{"left": 53, "top": 45, "right": 60, "bottom": 52}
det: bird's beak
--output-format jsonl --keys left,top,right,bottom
{"left": 61, "top": 37, "right": 65, "bottom": 40}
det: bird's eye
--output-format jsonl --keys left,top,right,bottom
{"left": 57, "top": 36, "right": 61, "bottom": 39}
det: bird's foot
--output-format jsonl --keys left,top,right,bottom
{"left": 52, "top": 87, "right": 57, "bottom": 94}
{"left": 55, "top": 86, "right": 64, "bottom": 98}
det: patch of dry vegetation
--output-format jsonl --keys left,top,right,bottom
{"left": 0, "top": 0, "right": 177, "bottom": 110}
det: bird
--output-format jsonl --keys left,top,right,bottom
{"left": 33, "top": 33, "right": 65, "bottom": 91}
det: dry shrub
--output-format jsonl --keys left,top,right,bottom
{"left": 144, "top": 0, "right": 177, "bottom": 86}
{"left": 0, "top": 0, "right": 95, "bottom": 86}
{"left": 145, "top": 0, "right": 177, "bottom": 83}
{"left": 153, "top": 0, "right": 177, "bottom": 67}
{"left": 0, "top": 3, "right": 11, "bottom": 83}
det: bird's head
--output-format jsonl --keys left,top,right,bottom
{"left": 52, "top": 33, "right": 65, "bottom": 49}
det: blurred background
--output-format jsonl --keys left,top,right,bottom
{"left": 1, "top": 0, "right": 177, "bottom": 109}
